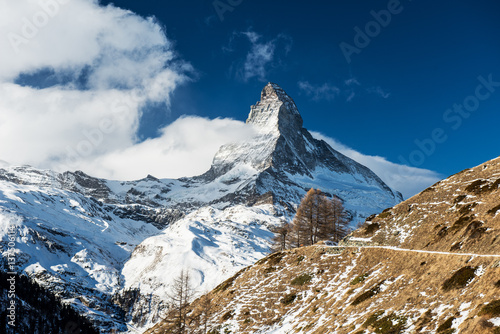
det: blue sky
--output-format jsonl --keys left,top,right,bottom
{"left": 0, "top": 0, "right": 499, "bottom": 198}
{"left": 110, "top": 0, "right": 500, "bottom": 173}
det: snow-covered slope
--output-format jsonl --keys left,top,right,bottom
{"left": 0, "top": 83, "right": 403, "bottom": 332}
{"left": 0, "top": 166, "right": 284, "bottom": 331}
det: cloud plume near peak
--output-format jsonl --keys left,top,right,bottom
{"left": 311, "top": 132, "right": 443, "bottom": 199}
{"left": 0, "top": 0, "right": 255, "bottom": 180}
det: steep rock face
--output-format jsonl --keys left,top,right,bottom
{"left": 200, "top": 83, "right": 402, "bottom": 221}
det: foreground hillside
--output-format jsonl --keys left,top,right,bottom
{"left": 349, "top": 156, "right": 500, "bottom": 255}
{"left": 147, "top": 157, "right": 500, "bottom": 334}
{"left": 147, "top": 245, "right": 500, "bottom": 333}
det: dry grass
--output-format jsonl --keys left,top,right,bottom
{"left": 146, "top": 244, "right": 500, "bottom": 334}
{"left": 349, "top": 156, "right": 500, "bottom": 255}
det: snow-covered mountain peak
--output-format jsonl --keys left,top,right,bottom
{"left": 203, "top": 83, "right": 402, "bottom": 218}
{"left": 259, "top": 82, "right": 299, "bottom": 112}
{"left": 247, "top": 82, "right": 302, "bottom": 136}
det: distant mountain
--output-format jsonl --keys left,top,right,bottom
{"left": 0, "top": 83, "right": 402, "bottom": 332}
{"left": 147, "top": 156, "right": 500, "bottom": 334}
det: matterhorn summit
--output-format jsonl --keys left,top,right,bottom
{"left": 247, "top": 82, "right": 303, "bottom": 134}
{"left": 0, "top": 83, "right": 402, "bottom": 332}
{"left": 204, "top": 82, "right": 402, "bottom": 216}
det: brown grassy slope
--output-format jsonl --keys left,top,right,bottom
{"left": 146, "top": 246, "right": 500, "bottom": 333}
{"left": 348, "top": 156, "right": 500, "bottom": 254}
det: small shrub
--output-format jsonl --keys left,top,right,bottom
{"left": 478, "top": 300, "right": 500, "bottom": 317}
{"left": 439, "top": 330, "right": 456, "bottom": 334}
{"left": 465, "top": 221, "right": 487, "bottom": 239}
{"left": 465, "top": 180, "right": 488, "bottom": 194}
{"left": 437, "top": 226, "right": 449, "bottom": 238}
{"left": 458, "top": 203, "right": 477, "bottom": 216}
{"left": 352, "top": 281, "right": 385, "bottom": 306}
{"left": 378, "top": 211, "right": 392, "bottom": 219}
{"left": 296, "top": 255, "right": 305, "bottom": 264}
{"left": 291, "top": 273, "right": 312, "bottom": 286}
{"left": 363, "top": 311, "right": 385, "bottom": 327}
{"left": 350, "top": 273, "right": 370, "bottom": 285}
{"left": 415, "top": 309, "right": 433, "bottom": 332}
{"left": 364, "top": 222, "right": 380, "bottom": 235}
{"left": 453, "top": 195, "right": 467, "bottom": 203}
{"left": 487, "top": 204, "right": 500, "bottom": 216}
{"left": 221, "top": 311, "right": 233, "bottom": 321}
{"left": 450, "top": 215, "right": 472, "bottom": 232}
{"left": 437, "top": 317, "right": 454, "bottom": 332}
{"left": 281, "top": 293, "right": 297, "bottom": 305}
{"left": 264, "top": 266, "right": 277, "bottom": 274}
{"left": 363, "top": 311, "right": 407, "bottom": 334}
{"left": 266, "top": 252, "right": 285, "bottom": 266}
{"left": 442, "top": 266, "right": 476, "bottom": 291}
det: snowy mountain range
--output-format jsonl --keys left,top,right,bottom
{"left": 0, "top": 83, "right": 402, "bottom": 332}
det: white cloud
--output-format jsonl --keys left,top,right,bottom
{"left": 297, "top": 81, "right": 340, "bottom": 101}
{"left": 310, "top": 132, "right": 443, "bottom": 199}
{"left": 72, "top": 117, "right": 257, "bottom": 180}
{"left": 227, "top": 30, "right": 292, "bottom": 82}
{"left": 0, "top": 0, "right": 235, "bottom": 180}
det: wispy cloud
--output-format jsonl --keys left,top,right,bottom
{"left": 311, "top": 132, "right": 443, "bottom": 199}
{"left": 226, "top": 29, "right": 292, "bottom": 82}
{"left": 299, "top": 77, "right": 391, "bottom": 103}
{"left": 367, "top": 86, "right": 391, "bottom": 99}
{"left": 345, "top": 78, "right": 361, "bottom": 86}
{"left": 346, "top": 91, "right": 356, "bottom": 102}
{"left": 297, "top": 81, "right": 340, "bottom": 101}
